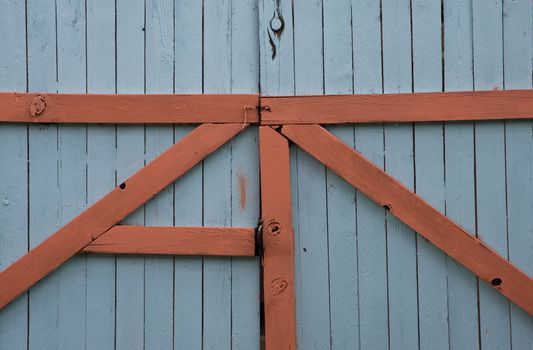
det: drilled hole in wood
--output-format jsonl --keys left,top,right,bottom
{"left": 491, "top": 277, "right": 503, "bottom": 287}
{"left": 119, "top": 182, "right": 126, "bottom": 190}
{"left": 382, "top": 203, "right": 392, "bottom": 211}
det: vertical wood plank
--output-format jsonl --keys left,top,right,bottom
{"left": 86, "top": 0, "right": 117, "bottom": 348}
{"left": 293, "top": 1, "right": 331, "bottom": 348}
{"left": 115, "top": 0, "right": 145, "bottom": 348}
{"left": 144, "top": 0, "right": 174, "bottom": 348}
{"left": 258, "top": 1, "right": 296, "bottom": 347}
{"left": 260, "top": 126, "right": 297, "bottom": 350}
{"left": 443, "top": 1, "right": 480, "bottom": 349}
{"left": 382, "top": 0, "right": 419, "bottom": 349}
{"left": 0, "top": 2, "right": 28, "bottom": 349}
{"left": 173, "top": 0, "right": 203, "bottom": 347}
{"left": 411, "top": 1, "right": 449, "bottom": 349}
{"left": 352, "top": 1, "right": 388, "bottom": 349}
{"left": 55, "top": 0, "right": 88, "bottom": 348}
{"left": 503, "top": 0, "right": 533, "bottom": 347}
{"left": 26, "top": 1, "right": 60, "bottom": 348}
{"left": 473, "top": 2, "right": 512, "bottom": 349}
{"left": 203, "top": 1, "right": 232, "bottom": 348}
{"left": 230, "top": 1, "right": 261, "bottom": 348}
{"left": 323, "top": 0, "right": 358, "bottom": 348}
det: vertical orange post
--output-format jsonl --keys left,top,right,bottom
{"left": 259, "top": 126, "right": 297, "bottom": 349}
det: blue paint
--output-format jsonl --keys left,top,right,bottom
{"left": 144, "top": 1, "right": 175, "bottom": 348}
{"left": 412, "top": 2, "right": 449, "bottom": 349}
{"left": 86, "top": 1, "right": 117, "bottom": 349}
{"left": 382, "top": 1, "right": 420, "bottom": 349}
{"left": 0, "top": 1, "right": 28, "bottom": 350}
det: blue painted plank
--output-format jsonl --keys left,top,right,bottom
{"left": 203, "top": 1, "right": 233, "bottom": 349}
{"left": 115, "top": 0, "right": 145, "bottom": 349}
{"left": 293, "top": 1, "right": 331, "bottom": 349}
{"left": 323, "top": 0, "right": 358, "bottom": 348}
{"left": 144, "top": 0, "right": 175, "bottom": 348}
{"left": 382, "top": 0, "right": 419, "bottom": 349}
{"left": 443, "top": 2, "right": 480, "bottom": 349}
{"left": 86, "top": 1, "right": 117, "bottom": 348}
{"left": 473, "top": 2, "right": 512, "bottom": 350}
{"left": 411, "top": 2, "right": 449, "bottom": 350}
{"left": 259, "top": 0, "right": 295, "bottom": 96}
{"left": 0, "top": 1, "right": 28, "bottom": 349}
{"left": 55, "top": 1, "right": 88, "bottom": 348}
{"left": 352, "top": 2, "right": 388, "bottom": 349}
{"left": 230, "top": 1, "right": 261, "bottom": 349}
{"left": 258, "top": 1, "right": 297, "bottom": 348}
{"left": 503, "top": 0, "right": 533, "bottom": 348}
{"left": 26, "top": 1, "right": 60, "bottom": 348}
{"left": 173, "top": 0, "right": 203, "bottom": 348}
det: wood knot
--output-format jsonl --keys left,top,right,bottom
{"left": 270, "top": 278, "right": 288, "bottom": 295}
{"left": 265, "top": 221, "right": 281, "bottom": 236}
{"left": 29, "top": 95, "right": 46, "bottom": 117}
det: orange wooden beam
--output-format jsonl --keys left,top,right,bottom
{"left": 262, "top": 89, "right": 533, "bottom": 124}
{"left": 0, "top": 123, "right": 245, "bottom": 310}
{"left": 259, "top": 126, "right": 297, "bottom": 349}
{"left": 281, "top": 124, "right": 533, "bottom": 316}
{"left": 82, "top": 226, "right": 256, "bottom": 256}
{"left": 0, "top": 92, "right": 259, "bottom": 124}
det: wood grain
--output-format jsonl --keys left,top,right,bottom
{"left": 282, "top": 124, "right": 533, "bottom": 316}
{"left": 0, "top": 123, "right": 245, "bottom": 310}
{"left": 0, "top": 92, "right": 259, "bottom": 123}
{"left": 82, "top": 226, "right": 256, "bottom": 256}
{"left": 259, "top": 126, "right": 297, "bottom": 349}
{"left": 262, "top": 90, "right": 533, "bottom": 124}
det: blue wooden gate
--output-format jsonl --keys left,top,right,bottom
{"left": 1, "top": 0, "right": 532, "bottom": 349}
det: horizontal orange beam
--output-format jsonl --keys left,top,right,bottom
{"left": 262, "top": 90, "right": 533, "bottom": 124}
{"left": 82, "top": 226, "right": 256, "bottom": 256}
{"left": 282, "top": 124, "right": 533, "bottom": 316}
{"left": 0, "top": 92, "right": 259, "bottom": 124}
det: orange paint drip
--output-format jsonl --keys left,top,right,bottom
{"left": 239, "top": 174, "right": 247, "bottom": 209}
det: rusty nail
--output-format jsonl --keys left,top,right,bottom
{"left": 270, "top": 277, "right": 288, "bottom": 295}
{"left": 265, "top": 221, "right": 281, "bottom": 236}
{"left": 29, "top": 95, "right": 46, "bottom": 118}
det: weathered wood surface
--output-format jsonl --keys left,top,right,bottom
{"left": 259, "top": 0, "right": 533, "bottom": 348}
{"left": 0, "top": 1, "right": 261, "bottom": 349}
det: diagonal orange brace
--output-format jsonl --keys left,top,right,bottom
{"left": 0, "top": 123, "right": 246, "bottom": 310}
{"left": 259, "top": 126, "right": 297, "bottom": 349}
{"left": 281, "top": 124, "right": 533, "bottom": 316}
{"left": 82, "top": 226, "right": 256, "bottom": 256}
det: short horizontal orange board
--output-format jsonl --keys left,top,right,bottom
{"left": 262, "top": 90, "right": 533, "bottom": 124}
{"left": 0, "top": 92, "right": 259, "bottom": 124}
{"left": 83, "top": 226, "right": 256, "bottom": 256}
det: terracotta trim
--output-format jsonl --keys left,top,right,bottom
{"left": 259, "top": 126, "right": 297, "bottom": 349}
{"left": 82, "top": 226, "right": 256, "bottom": 256}
{"left": 0, "top": 92, "right": 259, "bottom": 124}
{"left": 262, "top": 90, "right": 533, "bottom": 124}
